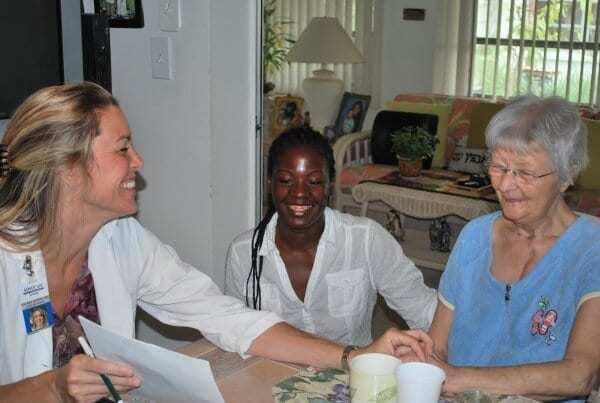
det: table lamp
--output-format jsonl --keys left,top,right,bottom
{"left": 286, "top": 17, "right": 364, "bottom": 132}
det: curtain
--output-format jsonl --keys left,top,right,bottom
{"left": 432, "top": 0, "right": 475, "bottom": 96}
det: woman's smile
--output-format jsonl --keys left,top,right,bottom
{"left": 287, "top": 204, "right": 313, "bottom": 216}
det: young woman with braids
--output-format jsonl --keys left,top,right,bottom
{"left": 225, "top": 127, "right": 437, "bottom": 346}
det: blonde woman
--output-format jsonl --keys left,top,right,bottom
{"left": 0, "top": 82, "right": 432, "bottom": 402}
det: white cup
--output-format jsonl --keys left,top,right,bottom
{"left": 395, "top": 362, "right": 446, "bottom": 403}
{"left": 350, "top": 353, "right": 401, "bottom": 403}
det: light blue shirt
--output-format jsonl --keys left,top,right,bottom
{"left": 439, "top": 212, "right": 600, "bottom": 403}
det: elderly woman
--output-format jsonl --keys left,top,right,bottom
{"left": 427, "top": 96, "right": 600, "bottom": 402}
{"left": 0, "top": 82, "right": 431, "bottom": 402}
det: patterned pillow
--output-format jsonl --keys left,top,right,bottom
{"left": 578, "top": 119, "right": 600, "bottom": 190}
{"left": 448, "top": 147, "right": 488, "bottom": 174}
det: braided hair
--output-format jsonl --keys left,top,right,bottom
{"left": 246, "top": 127, "right": 335, "bottom": 309}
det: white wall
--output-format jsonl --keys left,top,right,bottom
{"left": 379, "top": 0, "right": 439, "bottom": 103}
{"left": 109, "top": 0, "right": 257, "bottom": 349}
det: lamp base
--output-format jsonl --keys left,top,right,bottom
{"left": 302, "top": 69, "right": 344, "bottom": 133}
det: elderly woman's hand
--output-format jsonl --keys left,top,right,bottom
{"left": 51, "top": 354, "right": 140, "bottom": 402}
{"left": 358, "top": 328, "right": 433, "bottom": 361}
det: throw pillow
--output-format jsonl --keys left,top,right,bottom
{"left": 466, "top": 101, "right": 506, "bottom": 149}
{"left": 578, "top": 119, "right": 600, "bottom": 189}
{"left": 447, "top": 147, "right": 488, "bottom": 174}
{"left": 384, "top": 100, "right": 452, "bottom": 168}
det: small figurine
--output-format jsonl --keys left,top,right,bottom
{"left": 429, "top": 218, "right": 452, "bottom": 252}
{"left": 438, "top": 218, "right": 452, "bottom": 252}
{"left": 385, "top": 210, "right": 404, "bottom": 242}
{"left": 429, "top": 219, "right": 441, "bottom": 251}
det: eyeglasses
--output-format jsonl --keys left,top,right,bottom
{"left": 487, "top": 163, "right": 555, "bottom": 185}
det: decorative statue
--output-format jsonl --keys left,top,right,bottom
{"left": 438, "top": 218, "right": 451, "bottom": 252}
{"left": 429, "top": 218, "right": 452, "bottom": 252}
{"left": 385, "top": 210, "right": 405, "bottom": 242}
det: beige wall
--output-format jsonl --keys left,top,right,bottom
{"left": 110, "top": 0, "right": 258, "bottom": 349}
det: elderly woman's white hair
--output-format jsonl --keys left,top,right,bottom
{"left": 485, "top": 95, "right": 589, "bottom": 185}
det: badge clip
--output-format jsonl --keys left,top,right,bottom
{"left": 23, "top": 255, "right": 34, "bottom": 277}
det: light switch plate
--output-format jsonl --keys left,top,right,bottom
{"left": 150, "top": 37, "right": 173, "bottom": 80}
{"left": 159, "top": 0, "right": 181, "bottom": 32}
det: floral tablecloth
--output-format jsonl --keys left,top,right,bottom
{"left": 272, "top": 369, "right": 545, "bottom": 403}
{"left": 273, "top": 368, "right": 350, "bottom": 403}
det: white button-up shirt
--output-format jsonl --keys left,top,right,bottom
{"left": 225, "top": 208, "right": 437, "bottom": 346}
{"left": 0, "top": 217, "right": 282, "bottom": 385}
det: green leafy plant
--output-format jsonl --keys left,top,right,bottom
{"left": 264, "top": 0, "right": 295, "bottom": 82}
{"left": 390, "top": 126, "right": 439, "bottom": 160}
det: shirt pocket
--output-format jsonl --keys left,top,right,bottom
{"left": 326, "top": 269, "right": 368, "bottom": 318}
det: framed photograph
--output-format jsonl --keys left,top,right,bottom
{"left": 95, "top": 0, "right": 144, "bottom": 28}
{"left": 270, "top": 95, "right": 305, "bottom": 140}
{"left": 334, "top": 92, "right": 371, "bottom": 136}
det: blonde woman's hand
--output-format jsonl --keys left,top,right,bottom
{"left": 51, "top": 354, "right": 140, "bottom": 402}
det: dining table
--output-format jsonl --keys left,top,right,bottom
{"left": 176, "top": 338, "right": 300, "bottom": 403}
{"left": 173, "top": 339, "right": 552, "bottom": 403}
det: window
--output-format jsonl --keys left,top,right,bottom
{"left": 471, "top": 0, "right": 600, "bottom": 105}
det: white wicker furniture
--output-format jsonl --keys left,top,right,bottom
{"left": 351, "top": 182, "right": 499, "bottom": 271}
{"left": 332, "top": 130, "right": 373, "bottom": 212}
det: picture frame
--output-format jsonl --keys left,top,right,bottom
{"left": 270, "top": 95, "right": 305, "bottom": 140}
{"left": 94, "top": 0, "right": 144, "bottom": 28}
{"left": 334, "top": 92, "right": 371, "bottom": 137}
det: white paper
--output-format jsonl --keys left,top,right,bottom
{"left": 79, "top": 317, "right": 224, "bottom": 403}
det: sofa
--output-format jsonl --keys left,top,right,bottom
{"left": 332, "top": 93, "right": 600, "bottom": 217}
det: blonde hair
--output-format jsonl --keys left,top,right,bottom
{"left": 0, "top": 82, "right": 118, "bottom": 251}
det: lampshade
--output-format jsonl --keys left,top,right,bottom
{"left": 286, "top": 17, "right": 364, "bottom": 132}
{"left": 287, "top": 17, "right": 364, "bottom": 64}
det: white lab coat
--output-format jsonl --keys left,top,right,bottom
{"left": 0, "top": 217, "right": 282, "bottom": 385}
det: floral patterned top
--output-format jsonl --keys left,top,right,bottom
{"left": 52, "top": 260, "right": 100, "bottom": 368}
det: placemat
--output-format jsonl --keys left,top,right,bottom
{"left": 273, "top": 368, "right": 350, "bottom": 403}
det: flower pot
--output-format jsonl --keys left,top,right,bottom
{"left": 397, "top": 157, "right": 422, "bottom": 177}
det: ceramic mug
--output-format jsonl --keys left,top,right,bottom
{"left": 350, "top": 353, "right": 401, "bottom": 403}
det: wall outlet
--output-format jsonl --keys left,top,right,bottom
{"left": 150, "top": 37, "right": 173, "bottom": 80}
{"left": 159, "top": 0, "right": 181, "bottom": 32}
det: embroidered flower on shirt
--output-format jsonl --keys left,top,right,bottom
{"left": 530, "top": 296, "right": 558, "bottom": 345}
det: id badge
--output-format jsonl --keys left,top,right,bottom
{"left": 19, "top": 256, "right": 55, "bottom": 334}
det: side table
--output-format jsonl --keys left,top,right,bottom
{"left": 352, "top": 181, "right": 499, "bottom": 271}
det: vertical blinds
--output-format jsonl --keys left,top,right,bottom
{"left": 270, "top": 0, "right": 358, "bottom": 95}
{"left": 472, "top": 0, "right": 600, "bottom": 106}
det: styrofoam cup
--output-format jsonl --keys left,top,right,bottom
{"left": 395, "top": 362, "right": 446, "bottom": 403}
{"left": 350, "top": 353, "right": 402, "bottom": 403}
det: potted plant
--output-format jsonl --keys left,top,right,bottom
{"left": 263, "top": 0, "right": 295, "bottom": 94}
{"left": 390, "top": 126, "right": 439, "bottom": 177}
